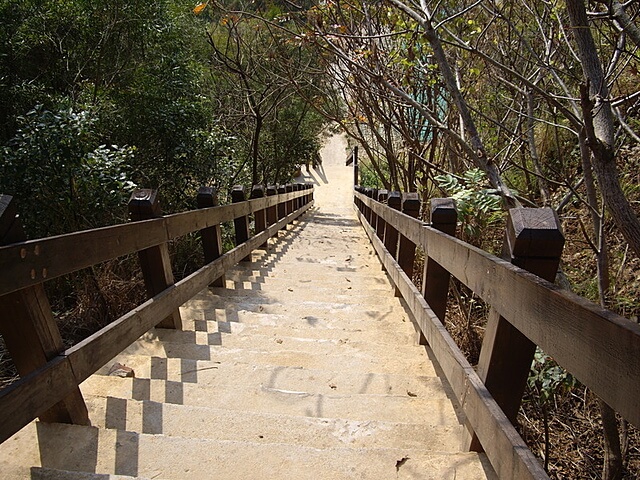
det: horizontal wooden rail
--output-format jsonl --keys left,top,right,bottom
{"left": 354, "top": 204, "right": 547, "bottom": 480}
{"left": 0, "top": 197, "right": 313, "bottom": 444}
{"left": 356, "top": 191, "right": 640, "bottom": 429}
{"left": 0, "top": 190, "right": 309, "bottom": 297}
{"left": 355, "top": 189, "right": 640, "bottom": 479}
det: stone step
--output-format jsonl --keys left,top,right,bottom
{"left": 80, "top": 376, "right": 461, "bottom": 425}
{"left": 236, "top": 255, "right": 380, "bottom": 270}
{"left": 31, "top": 467, "right": 150, "bottom": 480}
{"left": 184, "top": 291, "right": 408, "bottom": 319}
{"left": 115, "top": 337, "right": 432, "bottom": 376}
{"left": 178, "top": 317, "right": 420, "bottom": 346}
{"left": 222, "top": 270, "right": 393, "bottom": 290}
{"left": 202, "top": 287, "right": 401, "bottom": 306}
{"left": 94, "top": 355, "right": 442, "bottom": 397}
{"left": 85, "top": 397, "right": 464, "bottom": 451}
{"left": 2, "top": 422, "right": 496, "bottom": 480}
{"left": 132, "top": 328, "right": 424, "bottom": 359}
{"left": 181, "top": 297, "right": 414, "bottom": 329}
{"left": 179, "top": 306, "right": 420, "bottom": 342}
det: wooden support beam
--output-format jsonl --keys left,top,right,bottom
{"left": 0, "top": 195, "right": 89, "bottom": 426}
{"left": 266, "top": 185, "right": 278, "bottom": 226}
{"left": 196, "top": 187, "right": 224, "bottom": 288}
{"left": 250, "top": 185, "right": 267, "bottom": 248}
{"left": 465, "top": 207, "right": 564, "bottom": 452}
{"left": 353, "top": 202, "right": 549, "bottom": 480}
{"left": 422, "top": 198, "right": 457, "bottom": 324}
{"left": 285, "top": 184, "right": 294, "bottom": 219}
{"left": 128, "top": 189, "right": 182, "bottom": 330}
{"left": 231, "top": 185, "right": 251, "bottom": 262}
{"left": 375, "top": 190, "right": 388, "bottom": 239}
{"left": 383, "top": 192, "right": 401, "bottom": 259}
{"left": 397, "top": 193, "right": 420, "bottom": 288}
{"left": 277, "top": 185, "right": 286, "bottom": 229}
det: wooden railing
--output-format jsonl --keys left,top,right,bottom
{"left": 0, "top": 183, "right": 314, "bottom": 444}
{"left": 354, "top": 186, "right": 640, "bottom": 480}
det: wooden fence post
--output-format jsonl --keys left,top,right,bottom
{"left": 396, "top": 192, "right": 420, "bottom": 296}
{"left": 250, "top": 185, "right": 267, "bottom": 248}
{"left": 465, "top": 207, "right": 564, "bottom": 452}
{"left": 422, "top": 198, "right": 457, "bottom": 324}
{"left": 231, "top": 185, "right": 251, "bottom": 262}
{"left": 398, "top": 193, "right": 420, "bottom": 277}
{"left": 277, "top": 185, "right": 286, "bottom": 229}
{"left": 285, "top": 184, "right": 294, "bottom": 218}
{"left": 0, "top": 195, "right": 90, "bottom": 425}
{"left": 266, "top": 185, "right": 278, "bottom": 226}
{"left": 383, "top": 191, "right": 401, "bottom": 258}
{"left": 376, "top": 190, "right": 388, "bottom": 239}
{"left": 298, "top": 184, "right": 303, "bottom": 209}
{"left": 196, "top": 187, "right": 225, "bottom": 288}
{"left": 361, "top": 188, "right": 370, "bottom": 222}
{"left": 128, "top": 189, "right": 182, "bottom": 329}
{"left": 370, "top": 189, "right": 379, "bottom": 233}
{"left": 307, "top": 184, "right": 313, "bottom": 205}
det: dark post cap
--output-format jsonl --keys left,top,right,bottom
{"left": 377, "top": 190, "right": 389, "bottom": 202}
{"left": 507, "top": 208, "right": 565, "bottom": 258}
{"left": 250, "top": 185, "right": 265, "bottom": 199}
{"left": 197, "top": 186, "right": 219, "bottom": 208}
{"left": 285, "top": 184, "right": 293, "bottom": 192}
{"left": 267, "top": 185, "right": 277, "bottom": 195}
{"left": 387, "top": 191, "right": 401, "bottom": 209}
{"left": 277, "top": 185, "right": 286, "bottom": 194}
{"left": 231, "top": 185, "right": 246, "bottom": 203}
{"left": 128, "top": 189, "right": 161, "bottom": 220}
{"left": 401, "top": 192, "right": 420, "bottom": 216}
{"left": 430, "top": 198, "right": 457, "bottom": 225}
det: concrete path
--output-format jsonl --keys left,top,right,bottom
{"left": 0, "top": 135, "right": 496, "bottom": 479}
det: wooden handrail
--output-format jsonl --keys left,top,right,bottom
{"left": 0, "top": 190, "right": 308, "bottom": 297}
{"left": 0, "top": 185, "right": 314, "bottom": 444}
{"left": 354, "top": 189, "right": 640, "bottom": 479}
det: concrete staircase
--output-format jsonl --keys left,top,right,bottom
{"left": 0, "top": 136, "right": 496, "bottom": 479}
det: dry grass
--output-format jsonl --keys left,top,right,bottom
{"left": 0, "top": 256, "right": 146, "bottom": 390}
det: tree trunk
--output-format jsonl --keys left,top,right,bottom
{"left": 251, "top": 114, "right": 263, "bottom": 186}
{"left": 566, "top": 0, "right": 640, "bottom": 261}
{"left": 526, "top": 90, "right": 551, "bottom": 205}
{"left": 567, "top": 3, "right": 628, "bottom": 477}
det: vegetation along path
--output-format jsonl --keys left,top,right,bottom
{"left": 0, "top": 135, "right": 496, "bottom": 479}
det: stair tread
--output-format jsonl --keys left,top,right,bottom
{"left": 94, "top": 354, "right": 443, "bottom": 395}
{"left": 2, "top": 422, "right": 496, "bottom": 480}
{"left": 176, "top": 317, "right": 421, "bottom": 345}
{"left": 31, "top": 467, "right": 150, "bottom": 480}
{"left": 80, "top": 375, "right": 463, "bottom": 425}
{"left": 113, "top": 340, "right": 436, "bottom": 375}
{"left": 84, "top": 396, "right": 465, "bottom": 451}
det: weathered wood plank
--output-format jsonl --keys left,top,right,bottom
{"left": 0, "top": 190, "right": 311, "bottom": 297}
{"left": 197, "top": 187, "right": 225, "bottom": 288}
{"left": 358, "top": 191, "right": 640, "bottom": 428}
{"left": 355, "top": 207, "right": 548, "bottom": 480}
{"left": 0, "top": 199, "right": 312, "bottom": 444}
{"left": 356, "top": 192, "right": 423, "bottom": 247}
{"left": 467, "top": 208, "right": 565, "bottom": 452}
{"left": 128, "top": 190, "right": 182, "bottom": 330}
{"left": 0, "top": 356, "right": 79, "bottom": 444}
{"left": 0, "top": 219, "right": 167, "bottom": 297}
{"left": 66, "top": 201, "right": 312, "bottom": 384}
{"left": 0, "top": 197, "right": 89, "bottom": 426}
{"left": 423, "top": 227, "right": 640, "bottom": 429}
{"left": 422, "top": 198, "right": 457, "bottom": 323}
